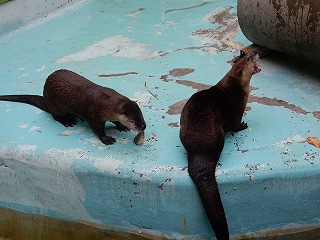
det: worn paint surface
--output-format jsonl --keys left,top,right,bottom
{"left": 0, "top": 0, "right": 319, "bottom": 239}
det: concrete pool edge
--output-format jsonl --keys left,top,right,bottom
{"left": 1, "top": 206, "right": 320, "bottom": 240}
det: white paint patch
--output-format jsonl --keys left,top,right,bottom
{"left": 36, "top": 65, "right": 45, "bottom": 72}
{"left": 87, "top": 136, "right": 102, "bottom": 145}
{"left": 117, "top": 138, "right": 131, "bottom": 144}
{"left": 56, "top": 35, "right": 159, "bottom": 63}
{"left": 29, "top": 126, "right": 41, "bottom": 132}
{"left": 132, "top": 92, "right": 152, "bottom": 107}
{"left": 273, "top": 135, "right": 304, "bottom": 147}
{"left": 18, "top": 73, "right": 29, "bottom": 78}
{"left": 35, "top": 108, "right": 45, "bottom": 115}
{"left": 92, "top": 156, "right": 125, "bottom": 174}
{"left": 62, "top": 127, "right": 86, "bottom": 135}
{"left": 19, "top": 123, "right": 28, "bottom": 129}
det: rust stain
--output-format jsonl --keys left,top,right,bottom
{"left": 168, "top": 122, "right": 179, "bottom": 127}
{"left": 313, "top": 111, "right": 320, "bottom": 120}
{"left": 169, "top": 68, "right": 194, "bottom": 77}
{"left": 165, "top": 2, "right": 210, "bottom": 14}
{"left": 167, "top": 80, "right": 315, "bottom": 118}
{"left": 175, "top": 80, "right": 210, "bottom": 91}
{"left": 182, "top": 215, "right": 189, "bottom": 235}
{"left": 167, "top": 99, "right": 187, "bottom": 115}
{"left": 160, "top": 68, "right": 195, "bottom": 82}
{"left": 190, "top": 7, "right": 243, "bottom": 54}
{"left": 161, "top": 7, "right": 242, "bottom": 56}
{"left": 99, "top": 72, "right": 138, "bottom": 78}
{"left": 247, "top": 96, "right": 309, "bottom": 115}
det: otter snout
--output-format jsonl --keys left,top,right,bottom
{"left": 250, "top": 51, "right": 261, "bottom": 73}
{"left": 137, "top": 121, "right": 146, "bottom": 131}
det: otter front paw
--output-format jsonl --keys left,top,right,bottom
{"left": 113, "top": 121, "right": 130, "bottom": 132}
{"left": 100, "top": 136, "right": 116, "bottom": 145}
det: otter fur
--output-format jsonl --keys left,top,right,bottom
{"left": 0, "top": 69, "right": 146, "bottom": 145}
{"left": 179, "top": 51, "right": 260, "bottom": 239}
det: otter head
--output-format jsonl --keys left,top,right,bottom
{"left": 231, "top": 51, "right": 261, "bottom": 86}
{"left": 117, "top": 100, "right": 146, "bottom": 132}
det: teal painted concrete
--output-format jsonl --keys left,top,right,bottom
{"left": 0, "top": 0, "right": 319, "bottom": 239}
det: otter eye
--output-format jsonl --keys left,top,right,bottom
{"left": 247, "top": 57, "right": 251, "bottom": 62}
{"left": 123, "top": 111, "right": 128, "bottom": 116}
{"left": 238, "top": 69, "right": 243, "bottom": 75}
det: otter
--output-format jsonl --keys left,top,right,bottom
{"left": 0, "top": 69, "right": 146, "bottom": 145}
{"left": 179, "top": 51, "right": 260, "bottom": 240}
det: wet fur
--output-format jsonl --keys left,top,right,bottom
{"left": 179, "top": 51, "right": 260, "bottom": 240}
{"left": 0, "top": 69, "right": 146, "bottom": 145}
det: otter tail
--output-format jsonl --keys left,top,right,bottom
{"left": 0, "top": 95, "right": 48, "bottom": 112}
{"left": 188, "top": 153, "right": 229, "bottom": 240}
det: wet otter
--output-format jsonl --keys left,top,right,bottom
{"left": 179, "top": 51, "right": 260, "bottom": 239}
{"left": 0, "top": 69, "right": 146, "bottom": 145}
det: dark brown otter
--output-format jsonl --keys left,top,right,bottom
{"left": 0, "top": 69, "right": 146, "bottom": 145}
{"left": 179, "top": 51, "right": 260, "bottom": 240}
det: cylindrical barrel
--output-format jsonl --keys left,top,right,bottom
{"left": 238, "top": 0, "right": 320, "bottom": 62}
